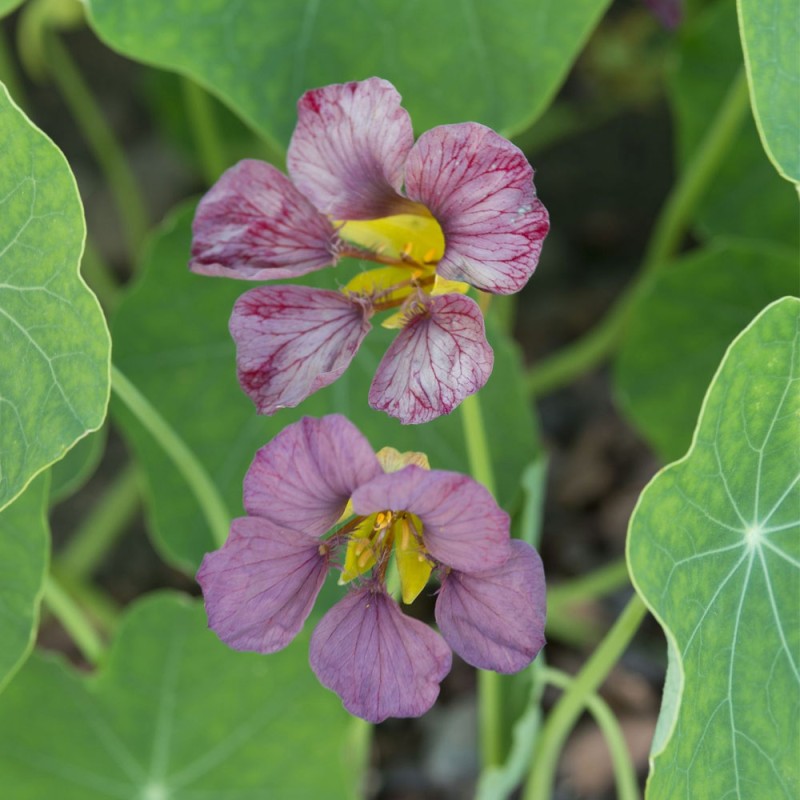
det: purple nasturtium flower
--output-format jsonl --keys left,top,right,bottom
{"left": 190, "top": 77, "right": 549, "bottom": 424}
{"left": 197, "top": 415, "right": 547, "bottom": 723}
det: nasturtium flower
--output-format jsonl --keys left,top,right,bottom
{"left": 190, "top": 78, "right": 549, "bottom": 424}
{"left": 197, "top": 415, "right": 547, "bottom": 723}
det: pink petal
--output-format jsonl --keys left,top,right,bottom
{"left": 197, "top": 517, "right": 328, "bottom": 654}
{"left": 244, "top": 415, "right": 383, "bottom": 536}
{"left": 287, "top": 78, "right": 416, "bottom": 220}
{"left": 404, "top": 123, "right": 549, "bottom": 294}
{"left": 230, "top": 284, "right": 372, "bottom": 415}
{"left": 190, "top": 160, "right": 336, "bottom": 280}
{"left": 369, "top": 293, "right": 493, "bottom": 424}
{"left": 351, "top": 466, "right": 511, "bottom": 572}
{"left": 309, "top": 587, "right": 452, "bottom": 723}
{"left": 435, "top": 540, "right": 547, "bottom": 673}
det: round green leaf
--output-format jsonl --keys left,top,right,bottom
{"left": 0, "top": 592, "right": 356, "bottom": 798}
{"left": 614, "top": 240, "right": 798, "bottom": 462}
{"left": 0, "top": 84, "right": 110, "bottom": 512}
{"left": 738, "top": 0, "right": 800, "bottom": 182}
{"left": 86, "top": 0, "right": 610, "bottom": 150}
{"left": 0, "top": 473, "right": 48, "bottom": 693}
{"left": 628, "top": 297, "right": 800, "bottom": 799}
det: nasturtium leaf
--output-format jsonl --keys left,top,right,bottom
{"left": 0, "top": 1, "right": 24, "bottom": 18}
{"left": 0, "top": 473, "right": 48, "bottom": 694}
{"left": 615, "top": 240, "right": 797, "bottom": 462}
{"left": 87, "top": 0, "right": 610, "bottom": 150}
{"left": 0, "top": 593, "right": 355, "bottom": 798}
{"left": 0, "top": 84, "right": 110, "bottom": 513}
{"left": 49, "top": 426, "right": 106, "bottom": 504}
{"left": 738, "top": 0, "right": 800, "bottom": 183}
{"left": 628, "top": 297, "right": 800, "bottom": 799}
{"left": 669, "top": 0, "right": 798, "bottom": 247}
{"left": 112, "top": 204, "right": 540, "bottom": 573}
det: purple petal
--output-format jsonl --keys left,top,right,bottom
{"left": 287, "top": 78, "right": 416, "bottom": 220}
{"left": 435, "top": 540, "right": 546, "bottom": 672}
{"left": 351, "top": 466, "right": 511, "bottom": 572}
{"left": 190, "top": 160, "right": 336, "bottom": 280}
{"left": 404, "top": 123, "right": 549, "bottom": 294}
{"left": 230, "top": 284, "right": 372, "bottom": 414}
{"left": 369, "top": 293, "right": 493, "bottom": 424}
{"left": 309, "top": 587, "right": 452, "bottom": 723}
{"left": 197, "top": 517, "right": 328, "bottom": 654}
{"left": 244, "top": 415, "right": 383, "bottom": 535}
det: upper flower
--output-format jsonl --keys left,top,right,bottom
{"left": 190, "top": 78, "right": 549, "bottom": 424}
{"left": 197, "top": 415, "right": 547, "bottom": 723}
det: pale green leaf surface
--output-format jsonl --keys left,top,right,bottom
{"left": 0, "top": 473, "right": 48, "bottom": 693}
{"left": 670, "top": 0, "right": 799, "bottom": 247}
{"left": 0, "top": 84, "right": 110, "bottom": 512}
{"left": 111, "top": 204, "right": 540, "bottom": 573}
{"left": 0, "top": 593, "right": 354, "bottom": 798}
{"left": 738, "top": 0, "right": 800, "bottom": 182}
{"left": 615, "top": 240, "right": 797, "bottom": 462}
{"left": 628, "top": 297, "right": 800, "bottom": 799}
{"left": 87, "top": 0, "right": 610, "bottom": 150}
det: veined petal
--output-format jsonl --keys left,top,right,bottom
{"left": 404, "top": 123, "right": 549, "bottom": 294}
{"left": 244, "top": 415, "right": 383, "bottom": 536}
{"left": 369, "top": 293, "right": 493, "bottom": 424}
{"left": 435, "top": 540, "right": 547, "bottom": 673}
{"left": 309, "top": 587, "right": 452, "bottom": 723}
{"left": 197, "top": 517, "right": 328, "bottom": 654}
{"left": 190, "top": 160, "right": 336, "bottom": 280}
{"left": 230, "top": 285, "right": 372, "bottom": 415}
{"left": 287, "top": 78, "right": 416, "bottom": 220}
{"left": 351, "top": 466, "right": 511, "bottom": 572}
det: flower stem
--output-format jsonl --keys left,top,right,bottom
{"left": 522, "top": 594, "right": 648, "bottom": 800}
{"left": 525, "top": 68, "right": 750, "bottom": 396}
{"left": 547, "top": 557, "right": 630, "bottom": 608}
{"left": 43, "top": 573, "right": 104, "bottom": 665}
{"left": 110, "top": 365, "right": 230, "bottom": 548}
{"left": 181, "top": 76, "right": 228, "bottom": 185}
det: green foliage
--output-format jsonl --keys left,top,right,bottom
{"left": 87, "top": 0, "right": 610, "bottom": 151}
{"left": 0, "top": 0, "right": 23, "bottom": 18}
{"left": 0, "top": 593, "right": 355, "bottom": 798}
{"left": 0, "top": 84, "right": 110, "bottom": 513}
{"left": 49, "top": 426, "right": 106, "bottom": 504}
{"left": 738, "top": 0, "right": 800, "bottom": 182}
{"left": 628, "top": 297, "right": 800, "bottom": 799}
{"left": 615, "top": 241, "right": 797, "bottom": 462}
{"left": 0, "top": 474, "right": 48, "bottom": 693}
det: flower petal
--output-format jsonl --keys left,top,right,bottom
{"left": 435, "top": 540, "right": 547, "bottom": 672}
{"left": 404, "top": 123, "right": 549, "bottom": 294}
{"left": 369, "top": 293, "right": 493, "bottom": 424}
{"left": 351, "top": 466, "right": 511, "bottom": 572}
{"left": 197, "top": 517, "right": 328, "bottom": 654}
{"left": 230, "top": 285, "right": 372, "bottom": 415}
{"left": 244, "top": 415, "right": 382, "bottom": 535}
{"left": 309, "top": 587, "right": 452, "bottom": 723}
{"left": 287, "top": 78, "right": 416, "bottom": 219}
{"left": 190, "top": 160, "right": 336, "bottom": 280}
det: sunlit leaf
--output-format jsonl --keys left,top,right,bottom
{"left": 628, "top": 297, "right": 800, "bottom": 799}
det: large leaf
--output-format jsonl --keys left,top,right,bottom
{"left": 738, "top": 0, "right": 800, "bottom": 182}
{"left": 0, "top": 592, "right": 356, "bottom": 798}
{"left": 669, "top": 0, "right": 798, "bottom": 247}
{"left": 87, "top": 0, "right": 610, "bottom": 150}
{"left": 614, "top": 240, "right": 797, "bottom": 462}
{"left": 0, "top": 84, "right": 110, "bottom": 512}
{"left": 0, "top": 473, "right": 48, "bottom": 693}
{"left": 49, "top": 426, "right": 106, "bottom": 505}
{"left": 0, "top": 1, "right": 24, "bottom": 18}
{"left": 112, "top": 204, "right": 540, "bottom": 573}
{"left": 628, "top": 297, "right": 800, "bottom": 799}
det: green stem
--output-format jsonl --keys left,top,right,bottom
{"left": 181, "top": 77, "right": 228, "bottom": 185}
{"left": 0, "top": 24, "right": 28, "bottom": 109}
{"left": 547, "top": 558, "right": 630, "bottom": 608}
{"left": 111, "top": 365, "right": 230, "bottom": 547}
{"left": 43, "top": 573, "right": 104, "bottom": 665}
{"left": 525, "top": 68, "right": 750, "bottom": 396}
{"left": 523, "top": 594, "right": 647, "bottom": 800}
{"left": 57, "top": 464, "right": 141, "bottom": 581}
{"left": 44, "top": 33, "right": 149, "bottom": 262}
{"left": 50, "top": 570, "right": 122, "bottom": 634}
{"left": 539, "top": 667, "right": 640, "bottom": 800}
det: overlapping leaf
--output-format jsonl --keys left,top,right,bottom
{"left": 628, "top": 297, "right": 800, "bottom": 799}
